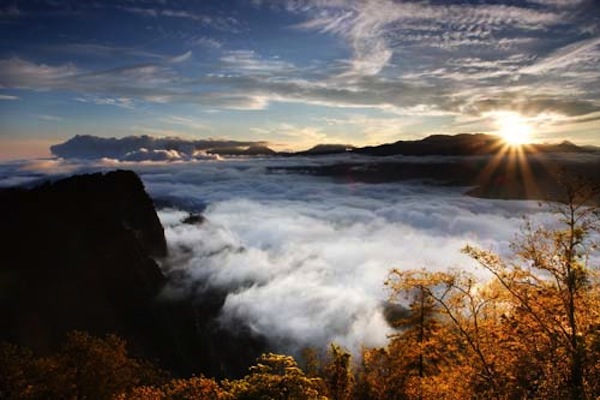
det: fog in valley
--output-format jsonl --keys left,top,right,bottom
{"left": 0, "top": 154, "right": 553, "bottom": 355}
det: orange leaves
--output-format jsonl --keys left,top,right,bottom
{"left": 382, "top": 181, "right": 600, "bottom": 398}
{"left": 223, "top": 353, "right": 328, "bottom": 400}
{"left": 0, "top": 331, "right": 164, "bottom": 400}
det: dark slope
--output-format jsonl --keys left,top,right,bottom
{"left": 353, "top": 133, "right": 593, "bottom": 157}
{"left": 207, "top": 145, "right": 277, "bottom": 156}
{"left": 354, "top": 133, "right": 501, "bottom": 156}
{"left": 0, "top": 170, "right": 195, "bottom": 372}
{"left": 294, "top": 144, "right": 355, "bottom": 156}
{"left": 0, "top": 170, "right": 266, "bottom": 377}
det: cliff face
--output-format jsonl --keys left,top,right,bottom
{"left": 0, "top": 170, "right": 199, "bottom": 373}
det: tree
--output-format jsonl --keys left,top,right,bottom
{"left": 0, "top": 331, "right": 165, "bottom": 400}
{"left": 118, "top": 376, "right": 229, "bottom": 400}
{"left": 358, "top": 280, "right": 466, "bottom": 399}
{"left": 464, "top": 180, "right": 600, "bottom": 399}
{"left": 0, "top": 342, "right": 35, "bottom": 399}
{"left": 386, "top": 269, "right": 503, "bottom": 398}
{"left": 323, "top": 345, "right": 353, "bottom": 400}
{"left": 161, "top": 376, "right": 228, "bottom": 400}
{"left": 223, "top": 353, "right": 328, "bottom": 400}
{"left": 387, "top": 179, "right": 600, "bottom": 399}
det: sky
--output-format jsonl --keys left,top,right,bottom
{"left": 0, "top": 0, "right": 599, "bottom": 159}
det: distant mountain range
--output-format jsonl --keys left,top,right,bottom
{"left": 268, "top": 134, "right": 600, "bottom": 201}
{"left": 352, "top": 133, "right": 593, "bottom": 156}
{"left": 50, "top": 133, "right": 598, "bottom": 161}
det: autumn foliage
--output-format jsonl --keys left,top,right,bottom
{"left": 377, "top": 181, "right": 600, "bottom": 399}
{"left": 1, "top": 182, "right": 599, "bottom": 399}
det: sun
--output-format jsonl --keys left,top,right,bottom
{"left": 495, "top": 113, "right": 533, "bottom": 146}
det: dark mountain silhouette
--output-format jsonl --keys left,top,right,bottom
{"left": 263, "top": 133, "right": 599, "bottom": 200}
{"left": 50, "top": 133, "right": 597, "bottom": 162}
{"left": 294, "top": 144, "right": 355, "bottom": 156}
{"left": 0, "top": 170, "right": 266, "bottom": 378}
{"left": 207, "top": 145, "right": 276, "bottom": 156}
{"left": 354, "top": 133, "right": 500, "bottom": 156}
{"left": 353, "top": 133, "right": 594, "bottom": 157}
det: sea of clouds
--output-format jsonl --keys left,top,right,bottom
{"left": 0, "top": 154, "right": 553, "bottom": 354}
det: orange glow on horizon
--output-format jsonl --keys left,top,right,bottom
{"left": 0, "top": 138, "right": 53, "bottom": 161}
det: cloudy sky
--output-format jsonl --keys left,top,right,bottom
{"left": 1, "top": 0, "right": 599, "bottom": 158}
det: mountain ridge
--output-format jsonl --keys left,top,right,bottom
{"left": 49, "top": 133, "right": 599, "bottom": 161}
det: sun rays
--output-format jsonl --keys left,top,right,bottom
{"left": 473, "top": 112, "right": 549, "bottom": 199}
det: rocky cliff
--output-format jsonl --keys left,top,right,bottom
{"left": 0, "top": 170, "right": 203, "bottom": 373}
{"left": 0, "top": 169, "right": 269, "bottom": 377}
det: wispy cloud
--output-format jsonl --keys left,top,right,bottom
{"left": 0, "top": 94, "right": 18, "bottom": 100}
{"left": 0, "top": 56, "right": 187, "bottom": 106}
{"left": 2, "top": 45, "right": 597, "bottom": 124}
{"left": 276, "top": 0, "right": 600, "bottom": 123}
{"left": 160, "top": 115, "right": 209, "bottom": 131}
{"left": 0, "top": 57, "right": 78, "bottom": 89}
{"left": 293, "top": 0, "right": 564, "bottom": 78}
{"left": 36, "top": 114, "right": 63, "bottom": 121}
{"left": 48, "top": 42, "right": 166, "bottom": 61}
{"left": 220, "top": 50, "right": 295, "bottom": 74}
{"left": 76, "top": 96, "right": 135, "bottom": 109}
{"left": 527, "top": 0, "right": 588, "bottom": 7}
{"left": 118, "top": 5, "right": 240, "bottom": 31}
{"left": 520, "top": 35, "right": 600, "bottom": 75}
{"left": 187, "top": 36, "right": 222, "bottom": 49}
{"left": 168, "top": 50, "right": 193, "bottom": 64}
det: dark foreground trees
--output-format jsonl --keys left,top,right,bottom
{"left": 0, "top": 331, "right": 165, "bottom": 400}
{"left": 0, "top": 335, "right": 329, "bottom": 400}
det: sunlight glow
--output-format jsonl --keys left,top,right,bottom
{"left": 494, "top": 112, "right": 533, "bottom": 145}
{"left": 474, "top": 111, "right": 552, "bottom": 200}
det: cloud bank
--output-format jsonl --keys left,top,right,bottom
{"left": 0, "top": 154, "right": 559, "bottom": 355}
{"left": 133, "top": 157, "right": 546, "bottom": 354}
{"left": 50, "top": 135, "right": 268, "bottom": 161}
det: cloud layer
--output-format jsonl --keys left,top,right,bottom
{"left": 0, "top": 150, "right": 585, "bottom": 355}
{"left": 127, "top": 156, "right": 545, "bottom": 354}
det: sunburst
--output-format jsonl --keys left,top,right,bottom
{"left": 473, "top": 112, "right": 548, "bottom": 199}
{"left": 495, "top": 112, "right": 533, "bottom": 146}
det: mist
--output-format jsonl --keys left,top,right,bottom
{"left": 138, "top": 156, "right": 546, "bottom": 355}
{"left": 1, "top": 155, "right": 551, "bottom": 355}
